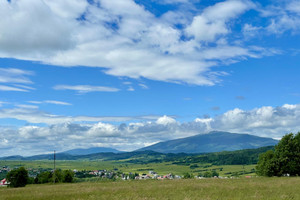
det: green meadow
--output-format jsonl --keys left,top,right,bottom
{"left": 1, "top": 177, "right": 299, "bottom": 200}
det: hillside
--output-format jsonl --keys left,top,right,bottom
{"left": 0, "top": 146, "right": 274, "bottom": 165}
{"left": 62, "top": 147, "right": 121, "bottom": 155}
{"left": 137, "top": 131, "right": 278, "bottom": 153}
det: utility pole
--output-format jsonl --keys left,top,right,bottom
{"left": 53, "top": 150, "right": 56, "bottom": 184}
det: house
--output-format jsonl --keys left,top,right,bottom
{"left": 0, "top": 179, "right": 8, "bottom": 186}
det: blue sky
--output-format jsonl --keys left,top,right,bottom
{"left": 1, "top": 0, "right": 300, "bottom": 156}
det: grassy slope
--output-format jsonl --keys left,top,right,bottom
{"left": 1, "top": 177, "right": 300, "bottom": 200}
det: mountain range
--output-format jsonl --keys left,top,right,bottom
{"left": 62, "top": 147, "right": 121, "bottom": 155}
{"left": 137, "top": 131, "right": 278, "bottom": 153}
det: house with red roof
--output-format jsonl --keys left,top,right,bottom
{"left": 0, "top": 178, "right": 8, "bottom": 186}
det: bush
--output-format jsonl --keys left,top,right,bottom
{"left": 6, "top": 167, "right": 29, "bottom": 188}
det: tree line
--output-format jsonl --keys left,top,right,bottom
{"left": 6, "top": 168, "right": 74, "bottom": 188}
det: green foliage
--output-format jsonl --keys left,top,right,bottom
{"left": 183, "top": 172, "right": 193, "bottom": 179}
{"left": 53, "top": 169, "right": 64, "bottom": 183}
{"left": 63, "top": 170, "right": 74, "bottom": 183}
{"left": 6, "top": 167, "right": 29, "bottom": 188}
{"left": 202, "top": 171, "right": 219, "bottom": 178}
{"left": 34, "top": 169, "right": 74, "bottom": 184}
{"left": 35, "top": 171, "right": 53, "bottom": 184}
{"left": 257, "top": 132, "right": 300, "bottom": 176}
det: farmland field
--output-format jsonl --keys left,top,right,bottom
{"left": 1, "top": 177, "right": 299, "bottom": 200}
{"left": 0, "top": 160, "right": 256, "bottom": 177}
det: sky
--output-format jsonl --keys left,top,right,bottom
{"left": 1, "top": 0, "right": 300, "bottom": 156}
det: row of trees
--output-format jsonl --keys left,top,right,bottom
{"left": 6, "top": 168, "right": 74, "bottom": 187}
{"left": 34, "top": 169, "right": 74, "bottom": 184}
{"left": 256, "top": 132, "right": 300, "bottom": 177}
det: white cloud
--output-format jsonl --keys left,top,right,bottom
{"left": 0, "top": 85, "right": 30, "bottom": 92}
{"left": 0, "top": 101, "right": 7, "bottom": 107}
{"left": 186, "top": 0, "right": 255, "bottom": 42}
{"left": 17, "top": 104, "right": 39, "bottom": 109}
{"left": 2, "top": 103, "right": 300, "bottom": 156}
{"left": 139, "top": 84, "right": 149, "bottom": 89}
{"left": 0, "top": 0, "right": 273, "bottom": 86}
{"left": 0, "top": 68, "right": 35, "bottom": 92}
{"left": 28, "top": 100, "right": 72, "bottom": 106}
{"left": 156, "top": 115, "right": 177, "bottom": 125}
{"left": 243, "top": 24, "right": 262, "bottom": 38}
{"left": 0, "top": 107, "right": 161, "bottom": 124}
{"left": 44, "top": 100, "right": 72, "bottom": 106}
{"left": 127, "top": 86, "right": 135, "bottom": 92}
{"left": 260, "top": 1, "right": 300, "bottom": 34}
{"left": 53, "top": 85, "right": 120, "bottom": 93}
{"left": 0, "top": 68, "right": 33, "bottom": 84}
{"left": 286, "top": 1, "right": 300, "bottom": 13}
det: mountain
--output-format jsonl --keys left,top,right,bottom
{"left": 62, "top": 147, "right": 121, "bottom": 155}
{"left": 136, "top": 131, "right": 278, "bottom": 153}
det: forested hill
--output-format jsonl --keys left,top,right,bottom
{"left": 0, "top": 146, "right": 274, "bottom": 165}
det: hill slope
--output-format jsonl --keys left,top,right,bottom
{"left": 137, "top": 131, "right": 278, "bottom": 153}
{"left": 62, "top": 147, "right": 121, "bottom": 155}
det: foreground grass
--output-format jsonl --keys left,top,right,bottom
{"left": 1, "top": 177, "right": 299, "bottom": 200}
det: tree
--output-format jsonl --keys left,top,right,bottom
{"left": 63, "top": 170, "right": 74, "bottom": 183}
{"left": 6, "top": 167, "right": 29, "bottom": 188}
{"left": 35, "top": 171, "right": 53, "bottom": 184}
{"left": 53, "top": 169, "right": 63, "bottom": 183}
{"left": 256, "top": 132, "right": 300, "bottom": 176}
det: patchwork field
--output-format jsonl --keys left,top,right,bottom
{"left": 1, "top": 177, "right": 299, "bottom": 200}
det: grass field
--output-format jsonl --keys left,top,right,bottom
{"left": 1, "top": 177, "right": 299, "bottom": 200}
{"left": 0, "top": 160, "right": 256, "bottom": 177}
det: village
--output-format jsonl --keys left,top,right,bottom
{"left": 0, "top": 164, "right": 230, "bottom": 187}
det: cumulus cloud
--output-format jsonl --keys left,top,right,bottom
{"left": 186, "top": 0, "right": 255, "bottom": 42}
{"left": 2, "top": 104, "right": 300, "bottom": 156}
{"left": 0, "top": 0, "right": 274, "bottom": 85}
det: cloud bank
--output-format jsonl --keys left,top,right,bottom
{"left": 1, "top": 103, "right": 300, "bottom": 156}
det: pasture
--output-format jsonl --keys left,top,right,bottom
{"left": 1, "top": 177, "right": 299, "bottom": 200}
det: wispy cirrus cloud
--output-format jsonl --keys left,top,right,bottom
{"left": 0, "top": 106, "right": 161, "bottom": 125}
{"left": 28, "top": 100, "right": 72, "bottom": 106}
{"left": 0, "top": 85, "right": 31, "bottom": 92}
{"left": 53, "top": 85, "right": 120, "bottom": 93}
{"left": 0, "top": 68, "right": 33, "bottom": 84}
{"left": 0, "top": 68, "right": 35, "bottom": 92}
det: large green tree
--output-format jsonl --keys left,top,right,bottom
{"left": 6, "top": 167, "right": 29, "bottom": 188}
{"left": 257, "top": 132, "right": 300, "bottom": 176}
